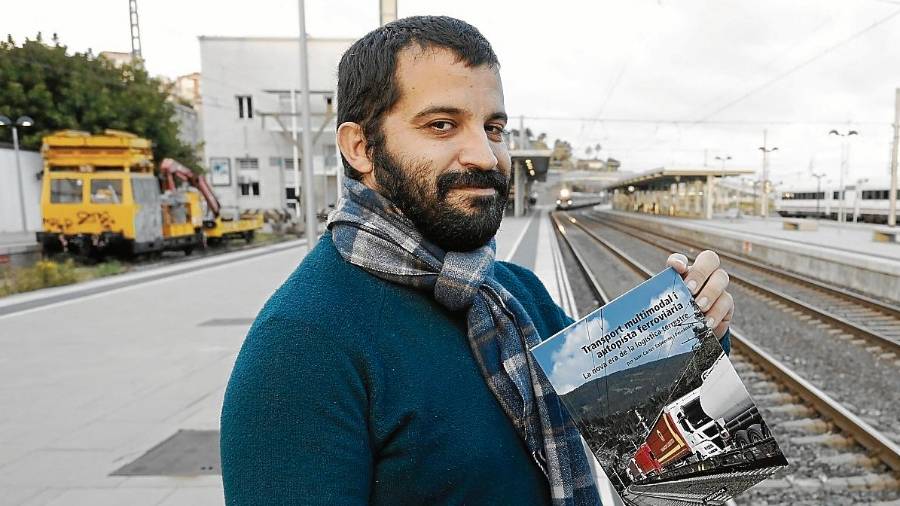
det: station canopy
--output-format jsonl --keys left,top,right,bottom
{"left": 510, "top": 149, "right": 552, "bottom": 182}
{"left": 604, "top": 166, "right": 756, "bottom": 191}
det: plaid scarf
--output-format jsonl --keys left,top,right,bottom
{"left": 327, "top": 179, "right": 601, "bottom": 505}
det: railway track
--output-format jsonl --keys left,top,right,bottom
{"left": 580, "top": 210, "right": 900, "bottom": 356}
{"left": 550, "top": 212, "right": 900, "bottom": 505}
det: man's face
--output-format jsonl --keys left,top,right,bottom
{"left": 368, "top": 46, "right": 511, "bottom": 252}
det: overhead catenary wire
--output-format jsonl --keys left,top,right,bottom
{"left": 688, "top": 7, "right": 900, "bottom": 125}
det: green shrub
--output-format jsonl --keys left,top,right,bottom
{"left": 0, "top": 259, "right": 80, "bottom": 296}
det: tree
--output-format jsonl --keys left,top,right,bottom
{"left": 0, "top": 34, "right": 201, "bottom": 172}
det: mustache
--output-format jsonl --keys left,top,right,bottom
{"left": 436, "top": 170, "right": 509, "bottom": 200}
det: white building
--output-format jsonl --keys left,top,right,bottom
{"left": 0, "top": 146, "right": 42, "bottom": 233}
{"left": 199, "top": 36, "right": 353, "bottom": 215}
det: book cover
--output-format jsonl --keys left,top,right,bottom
{"left": 530, "top": 267, "right": 788, "bottom": 505}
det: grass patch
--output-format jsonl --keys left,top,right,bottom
{"left": 0, "top": 258, "right": 130, "bottom": 298}
{"left": 250, "top": 231, "right": 296, "bottom": 246}
{"left": 0, "top": 259, "right": 80, "bottom": 296}
{"left": 92, "top": 259, "right": 125, "bottom": 277}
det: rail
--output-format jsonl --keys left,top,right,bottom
{"left": 553, "top": 210, "right": 900, "bottom": 475}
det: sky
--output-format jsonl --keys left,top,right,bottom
{"left": 532, "top": 267, "right": 699, "bottom": 395}
{"left": 5, "top": 0, "right": 900, "bottom": 190}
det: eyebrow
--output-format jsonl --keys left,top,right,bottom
{"left": 412, "top": 106, "right": 508, "bottom": 123}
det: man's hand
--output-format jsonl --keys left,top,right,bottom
{"left": 666, "top": 250, "right": 733, "bottom": 338}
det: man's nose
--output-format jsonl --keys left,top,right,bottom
{"left": 458, "top": 127, "right": 499, "bottom": 171}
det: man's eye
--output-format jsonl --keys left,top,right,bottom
{"left": 430, "top": 121, "right": 454, "bottom": 132}
{"left": 486, "top": 125, "right": 506, "bottom": 137}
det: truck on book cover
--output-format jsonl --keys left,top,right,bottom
{"left": 626, "top": 353, "right": 772, "bottom": 481}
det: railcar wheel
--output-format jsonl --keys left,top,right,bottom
{"left": 734, "top": 429, "right": 750, "bottom": 447}
{"left": 748, "top": 424, "right": 765, "bottom": 443}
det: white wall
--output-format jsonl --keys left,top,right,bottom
{"left": 0, "top": 148, "right": 42, "bottom": 233}
{"left": 199, "top": 36, "right": 352, "bottom": 214}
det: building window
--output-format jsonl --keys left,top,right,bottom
{"left": 236, "top": 157, "right": 259, "bottom": 170}
{"left": 271, "top": 157, "right": 299, "bottom": 170}
{"left": 323, "top": 144, "right": 337, "bottom": 168}
{"left": 236, "top": 95, "right": 253, "bottom": 119}
{"left": 240, "top": 182, "right": 260, "bottom": 196}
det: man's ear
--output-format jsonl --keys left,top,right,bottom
{"left": 337, "top": 122, "right": 373, "bottom": 178}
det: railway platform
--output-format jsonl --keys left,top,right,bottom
{"left": 0, "top": 209, "right": 569, "bottom": 506}
{"left": 592, "top": 209, "right": 900, "bottom": 304}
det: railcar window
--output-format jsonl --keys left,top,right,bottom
{"left": 862, "top": 190, "right": 893, "bottom": 200}
{"left": 50, "top": 178, "right": 83, "bottom": 203}
{"left": 90, "top": 179, "right": 122, "bottom": 204}
{"left": 781, "top": 192, "right": 824, "bottom": 200}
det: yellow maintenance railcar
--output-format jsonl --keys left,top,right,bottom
{"left": 36, "top": 129, "right": 261, "bottom": 258}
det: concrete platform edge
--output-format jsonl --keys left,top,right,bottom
{"left": 596, "top": 210, "right": 900, "bottom": 304}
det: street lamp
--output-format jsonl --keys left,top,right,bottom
{"left": 715, "top": 155, "right": 732, "bottom": 215}
{"left": 828, "top": 129, "right": 859, "bottom": 225}
{"left": 714, "top": 155, "right": 732, "bottom": 173}
{"left": 0, "top": 115, "right": 34, "bottom": 232}
{"left": 758, "top": 130, "right": 778, "bottom": 218}
{"left": 810, "top": 172, "right": 826, "bottom": 218}
{"left": 853, "top": 177, "right": 869, "bottom": 223}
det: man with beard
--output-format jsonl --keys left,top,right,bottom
{"left": 221, "top": 16, "right": 734, "bottom": 506}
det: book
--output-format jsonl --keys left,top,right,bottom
{"left": 530, "top": 267, "right": 788, "bottom": 505}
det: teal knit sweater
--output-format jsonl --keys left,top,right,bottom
{"left": 221, "top": 232, "right": 565, "bottom": 505}
{"left": 220, "top": 232, "right": 730, "bottom": 504}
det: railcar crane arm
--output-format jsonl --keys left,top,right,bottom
{"left": 159, "top": 158, "right": 221, "bottom": 218}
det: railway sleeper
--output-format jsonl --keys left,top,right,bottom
{"left": 777, "top": 417, "right": 831, "bottom": 434}
{"left": 735, "top": 370, "right": 767, "bottom": 382}
{"left": 818, "top": 453, "right": 882, "bottom": 469}
{"left": 764, "top": 403, "right": 815, "bottom": 417}
{"left": 747, "top": 380, "right": 781, "bottom": 392}
{"left": 821, "top": 473, "right": 900, "bottom": 492}
{"left": 753, "top": 392, "right": 798, "bottom": 404}
{"left": 791, "top": 432, "right": 855, "bottom": 448}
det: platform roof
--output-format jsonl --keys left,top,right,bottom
{"left": 510, "top": 148, "right": 553, "bottom": 182}
{"left": 604, "top": 166, "right": 756, "bottom": 190}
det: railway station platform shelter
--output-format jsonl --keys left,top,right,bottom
{"left": 606, "top": 167, "right": 755, "bottom": 219}
{"left": 509, "top": 148, "right": 552, "bottom": 217}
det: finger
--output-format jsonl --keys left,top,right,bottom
{"left": 694, "top": 269, "right": 730, "bottom": 312}
{"left": 713, "top": 301, "right": 734, "bottom": 339}
{"left": 703, "top": 291, "right": 733, "bottom": 334}
{"left": 684, "top": 250, "right": 720, "bottom": 294}
{"left": 666, "top": 253, "right": 689, "bottom": 274}
{"left": 713, "top": 318, "right": 731, "bottom": 339}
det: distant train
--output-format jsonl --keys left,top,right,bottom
{"left": 555, "top": 188, "right": 606, "bottom": 210}
{"left": 777, "top": 178, "right": 899, "bottom": 223}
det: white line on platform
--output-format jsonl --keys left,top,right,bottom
{"left": 505, "top": 211, "right": 540, "bottom": 263}
{"left": 550, "top": 219, "right": 579, "bottom": 319}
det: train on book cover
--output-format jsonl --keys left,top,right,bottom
{"left": 625, "top": 353, "right": 773, "bottom": 483}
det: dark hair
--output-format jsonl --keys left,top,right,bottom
{"left": 336, "top": 16, "right": 500, "bottom": 180}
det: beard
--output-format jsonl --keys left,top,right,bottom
{"left": 372, "top": 146, "right": 509, "bottom": 252}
